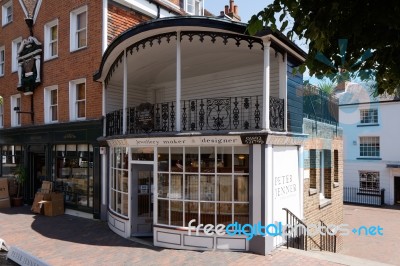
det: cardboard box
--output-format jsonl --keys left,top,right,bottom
{"left": 0, "top": 197, "right": 10, "bottom": 208}
{"left": 0, "top": 178, "right": 9, "bottom": 198}
{"left": 40, "top": 181, "right": 53, "bottom": 194}
{"left": 31, "top": 192, "right": 50, "bottom": 214}
{"left": 43, "top": 201, "right": 64, "bottom": 216}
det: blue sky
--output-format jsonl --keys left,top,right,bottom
{"left": 205, "top": 1, "right": 271, "bottom": 23}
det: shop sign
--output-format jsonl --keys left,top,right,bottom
{"left": 240, "top": 135, "right": 267, "bottom": 144}
{"left": 136, "top": 103, "right": 154, "bottom": 133}
{"left": 125, "top": 135, "right": 242, "bottom": 147}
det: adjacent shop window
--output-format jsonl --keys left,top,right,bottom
{"left": 0, "top": 46, "right": 4, "bottom": 76}
{"left": 44, "top": 19, "right": 58, "bottom": 60}
{"left": 11, "top": 37, "right": 21, "bottom": 72}
{"left": 157, "top": 146, "right": 249, "bottom": 228}
{"left": 70, "top": 6, "right": 87, "bottom": 51}
{"left": 109, "top": 147, "right": 129, "bottom": 217}
{"left": 69, "top": 78, "right": 86, "bottom": 120}
{"left": 0, "top": 96, "right": 3, "bottom": 128}
{"left": 359, "top": 136, "right": 380, "bottom": 157}
{"left": 53, "top": 144, "right": 94, "bottom": 209}
{"left": 1, "top": 1, "right": 12, "bottom": 26}
{"left": 44, "top": 85, "right": 58, "bottom": 123}
{"left": 359, "top": 171, "right": 379, "bottom": 192}
{"left": 360, "top": 109, "right": 378, "bottom": 124}
{"left": 0, "top": 145, "right": 24, "bottom": 180}
{"left": 10, "top": 94, "right": 21, "bottom": 127}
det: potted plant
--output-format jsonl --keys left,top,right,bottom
{"left": 12, "top": 165, "right": 27, "bottom": 207}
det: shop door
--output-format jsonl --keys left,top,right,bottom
{"left": 27, "top": 151, "right": 46, "bottom": 203}
{"left": 395, "top": 176, "right": 400, "bottom": 204}
{"left": 131, "top": 164, "right": 154, "bottom": 236}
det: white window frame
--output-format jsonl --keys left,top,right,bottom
{"left": 44, "top": 19, "right": 59, "bottom": 60}
{"left": 10, "top": 94, "right": 21, "bottom": 127}
{"left": 44, "top": 85, "right": 58, "bottom": 123}
{"left": 359, "top": 171, "right": 380, "bottom": 192}
{"left": 359, "top": 136, "right": 380, "bottom": 158}
{"left": 0, "top": 46, "right": 4, "bottom": 76}
{"left": 2, "top": 1, "right": 12, "bottom": 26}
{"left": 360, "top": 109, "right": 378, "bottom": 124}
{"left": 70, "top": 5, "right": 87, "bottom": 52}
{"left": 12, "top": 37, "right": 22, "bottom": 73}
{"left": 0, "top": 96, "right": 4, "bottom": 128}
{"left": 183, "top": 0, "right": 202, "bottom": 15}
{"left": 69, "top": 78, "right": 86, "bottom": 121}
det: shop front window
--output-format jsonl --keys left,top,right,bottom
{"left": 1, "top": 145, "right": 24, "bottom": 186}
{"left": 156, "top": 146, "right": 249, "bottom": 228}
{"left": 109, "top": 147, "right": 129, "bottom": 217}
{"left": 53, "top": 144, "right": 94, "bottom": 210}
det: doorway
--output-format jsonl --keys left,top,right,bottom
{"left": 27, "top": 146, "right": 46, "bottom": 202}
{"left": 131, "top": 164, "right": 154, "bottom": 236}
{"left": 395, "top": 176, "right": 400, "bottom": 204}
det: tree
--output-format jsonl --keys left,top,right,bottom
{"left": 248, "top": 0, "right": 400, "bottom": 95}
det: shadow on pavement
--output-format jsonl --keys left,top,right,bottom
{"left": 1, "top": 206, "right": 164, "bottom": 251}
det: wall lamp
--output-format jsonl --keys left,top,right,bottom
{"left": 14, "top": 106, "right": 34, "bottom": 123}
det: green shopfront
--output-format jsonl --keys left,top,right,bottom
{"left": 0, "top": 120, "right": 102, "bottom": 217}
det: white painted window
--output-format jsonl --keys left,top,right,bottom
{"left": 359, "top": 136, "right": 380, "bottom": 157}
{"left": 69, "top": 78, "right": 86, "bottom": 120}
{"left": 0, "top": 46, "right": 4, "bottom": 76}
{"left": 70, "top": 6, "right": 87, "bottom": 51}
{"left": 44, "top": 85, "right": 58, "bottom": 123}
{"left": 360, "top": 109, "right": 378, "bottom": 124}
{"left": 11, "top": 37, "right": 22, "bottom": 72}
{"left": 0, "top": 96, "right": 3, "bottom": 128}
{"left": 182, "top": 0, "right": 202, "bottom": 15}
{"left": 10, "top": 94, "right": 21, "bottom": 127}
{"left": 44, "top": 19, "right": 58, "bottom": 60}
{"left": 359, "top": 171, "right": 380, "bottom": 192}
{"left": 2, "top": 1, "right": 12, "bottom": 26}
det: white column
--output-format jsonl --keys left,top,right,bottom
{"left": 265, "top": 144, "right": 274, "bottom": 252}
{"left": 279, "top": 52, "right": 288, "bottom": 131}
{"left": 298, "top": 145, "right": 304, "bottom": 219}
{"left": 102, "top": 82, "right": 106, "bottom": 136}
{"left": 262, "top": 39, "right": 271, "bottom": 131}
{"left": 176, "top": 31, "right": 181, "bottom": 131}
{"left": 123, "top": 50, "right": 128, "bottom": 134}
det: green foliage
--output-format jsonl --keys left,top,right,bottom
{"left": 317, "top": 81, "right": 336, "bottom": 95}
{"left": 247, "top": 0, "right": 400, "bottom": 95}
{"left": 14, "top": 165, "right": 27, "bottom": 198}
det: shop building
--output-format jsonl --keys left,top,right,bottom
{"left": 0, "top": 0, "right": 193, "bottom": 217}
{"left": 94, "top": 16, "right": 344, "bottom": 254}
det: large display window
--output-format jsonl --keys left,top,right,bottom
{"left": 157, "top": 146, "right": 249, "bottom": 228}
{"left": 53, "top": 144, "right": 94, "bottom": 209}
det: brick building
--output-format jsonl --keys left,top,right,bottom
{"left": 0, "top": 0, "right": 198, "bottom": 217}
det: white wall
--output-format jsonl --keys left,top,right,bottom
{"left": 340, "top": 101, "right": 400, "bottom": 204}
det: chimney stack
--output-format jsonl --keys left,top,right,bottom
{"left": 221, "top": 0, "right": 241, "bottom": 21}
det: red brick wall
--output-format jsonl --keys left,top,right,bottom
{"left": 303, "top": 137, "right": 344, "bottom": 251}
{"left": 108, "top": 3, "right": 152, "bottom": 44}
{"left": 0, "top": 0, "right": 103, "bottom": 127}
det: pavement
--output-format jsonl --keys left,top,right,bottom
{"left": 0, "top": 205, "right": 396, "bottom": 266}
{"left": 340, "top": 204, "right": 400, "bottom": 265}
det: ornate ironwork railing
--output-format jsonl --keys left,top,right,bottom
{"left": 105, "top": 96, "right": 285, "bottom": 136}
{"left": 283, "top": 208, "right": 308, "bottom": 251}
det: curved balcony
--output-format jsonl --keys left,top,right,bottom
{"left": 105, "top": 96, "right": 284, "bottom": 137}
